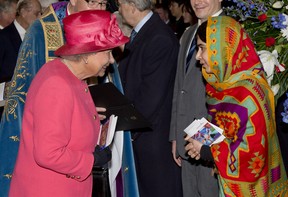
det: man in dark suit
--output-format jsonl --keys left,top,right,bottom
{"left": 0, "top": 0, "right": 17, "bottom": 29}
{"left": 0, "top": 23, "right": 21, "bottom": 83}
{"left": 0, "top": 0, "right": 42, "bottom": 83}
{"left": 117, "top": 0, "right": 182, "bottom": 196}
{"left": 276, "top": 91, "right": 288, "bottom": 176}
{"left": 169, "top": 0, "right": 224, "bottom": 196}
{"left": 0, "top": 0, "right": 41, "bottom": 120}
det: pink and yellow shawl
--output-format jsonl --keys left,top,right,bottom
{"left": 204, "top": 16, "right": 288, "bottom": 196}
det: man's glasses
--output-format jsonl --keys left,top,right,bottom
{"left": 85, "top": 0, "right": 110, "bottom": 8}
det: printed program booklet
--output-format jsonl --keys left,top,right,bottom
{"left": 184, "top": 117, "right": 225, "bottom": 146}
{"left": 98, "top": 115, "right": 118, "bottom": 148}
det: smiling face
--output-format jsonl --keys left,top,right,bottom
{"left": 196, "top": 36, "right": 212, "bottom": 74}
{"left": 85, "top": 50, "right": 115, "bottom": 77}
{"left": 190, "top": 0, "right": 222, "bottom": 22}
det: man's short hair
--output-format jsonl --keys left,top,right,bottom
{"left": 0, "top": 0, "right": 18, "bottom": 13}
{"left": 125, "top": 0, "right": 152, "bottom": 11}
{"left": 16, "top": 0, "right": 35, "bottom": 16}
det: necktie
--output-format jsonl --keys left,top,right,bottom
{"left": 185, "top": 38, "right": 197, "bottom": 72}
{"left": 129, "top": 29, "right": 137, "bottom": 43}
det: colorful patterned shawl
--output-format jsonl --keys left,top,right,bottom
{"left": 203, "top": 16, "right": 288, "bottom": 196}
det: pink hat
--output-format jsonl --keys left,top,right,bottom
{"left": 55, "top": 10, "right": 129, "bottom": 56}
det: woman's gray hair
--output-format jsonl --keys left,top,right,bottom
{"left": 125, "top": 0, "right": 152, "bottom": 11}
{"left": 61, "top": 54, "right": 84, "bottom": 62}
{"left": 61, "top": 53, "right": 96, "bottom": 63}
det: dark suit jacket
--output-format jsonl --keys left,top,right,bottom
{"left": 276, "top": 90, "right": 288, "bottom": 176}
{"left": 118, "top": 13, "right": 182, "bottom": 197}
{"left": 169, "top": 16, "right": 189, "bottom": 40}
{"left": 0, "top": 22, "right": 22, "bottom": 83}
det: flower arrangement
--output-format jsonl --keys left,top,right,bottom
{"left": 224, "top": 0, "right": 288, "bottom": 102}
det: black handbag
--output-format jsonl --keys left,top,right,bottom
{"left": 92, "top": 166, "right": 111, "bottom": 197}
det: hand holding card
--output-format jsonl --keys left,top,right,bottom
{"left": 184, "top": 117, "right": 225, "bottom": 146}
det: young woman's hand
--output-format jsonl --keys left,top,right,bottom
{"left": 184, "top": 136, "right": 203, "bottom": 160}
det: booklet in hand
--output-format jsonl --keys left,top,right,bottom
{"left": 184, "top": 117, "right": 225, "bottom": 146}
{"left": 89, "top": 82, "right": 151, "bottom": 131}
{"left": 98, "top": 115, "right": 118, "bottom": 148}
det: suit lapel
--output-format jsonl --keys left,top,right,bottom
{"left": 182, "top": 25, "right": 198, "bottom": 77}
{"left": 125, "top": 13, "right": 156, "bottom": 51}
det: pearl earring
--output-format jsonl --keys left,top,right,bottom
{"left": 82, "top": 57, "right": 88, "bottom": 64}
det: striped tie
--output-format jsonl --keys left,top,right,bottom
{"left": 129, "top": 29, "right": 137, "bottom": 43}
{"left": 185, "top": 38, "right": 197, "bottom": 73}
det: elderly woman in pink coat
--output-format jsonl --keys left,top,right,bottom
{"left": 9, "top": 10, "right": 129, "bottom": 197}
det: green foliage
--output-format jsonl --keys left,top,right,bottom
{"left": 224, "top": 0, "right": 288, "bottom": 101}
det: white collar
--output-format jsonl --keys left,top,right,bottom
{"left": 197, "top": 9, "right": 223, "bottom": 26}
{"left": 14, "top": 20, "right": 26, "bottom": 41}
{"left": 134, "top": 11, "right": 153, "bottom": 33}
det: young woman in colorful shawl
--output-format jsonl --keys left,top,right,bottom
{"left": 185, "top": 16, "right": 288, "bottom": 196}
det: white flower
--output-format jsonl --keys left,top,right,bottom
{"left": 258, "top": 50, "right": 280, "bottom": 85}
{"left": 281, "top": 27, "right": 288, "bottom": 41}
{"left": 271, "top": 84, "right": 280, "bottom": 96}
{"left": 282, "top": 14, "right": 288, "bottom": 26}
{"left": 273, "top": 1, "right": 284, "bottom": 9}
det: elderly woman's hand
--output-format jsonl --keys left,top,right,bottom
{"left": 96, "top": 107, "right": 106, "bottom": 120}
{"left": 184, "top": 136, "right": 203, "bottom": 160}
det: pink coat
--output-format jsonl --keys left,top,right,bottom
{"left": 9, "top": 59, "right": 100, "bottom": 197}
